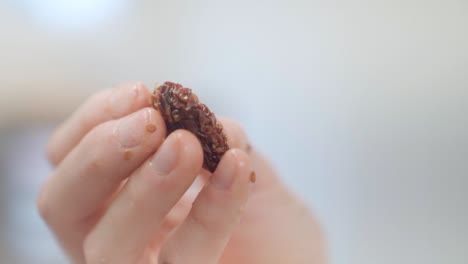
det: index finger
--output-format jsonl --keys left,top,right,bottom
{"left": 46, "top": 82, "right": 152, "bottom": 165}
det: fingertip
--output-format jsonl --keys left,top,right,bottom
{"left": 230, "top": 148, "right": 250, "bottom": 170}
{"left": 143, "top": 106, "right": 167, "bottom": 136}
{"left": 132, "top": 81, "right": 152, "bottom": 107}
{"left": 46, "top": 82, "right": 153, "bottom": 166}
{"left": 206, "top": 148, "right": 252, "bottom": 199}
{"left": 106, "top": 81, "right": 152, "bottom": 118}
{"left": 172, "top": 129, "right": 204, "bottom": 170}
{"left": 228, "top": 148, "right": 252, "bottom": 185}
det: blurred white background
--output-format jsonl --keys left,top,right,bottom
{"left": 0, "top": 0, "right": 467, "bottom": 263}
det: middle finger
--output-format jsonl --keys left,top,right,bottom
{"left": 83, "top": 130, "right": 203, "bottom": 264}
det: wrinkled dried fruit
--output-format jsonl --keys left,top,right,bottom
{"left": 152, "top": 81, "right": 229, "bottom": 172}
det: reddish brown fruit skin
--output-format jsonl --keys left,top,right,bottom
{"left": 152, "top": 81, "right": 229, "bottom": 172}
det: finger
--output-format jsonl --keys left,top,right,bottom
{"left": 153, "top": 117, "right": 253, "bottom": 236}
{"left": 159, "top": 173, "right": 207, "bottom": 235}
{"left": 38, "top": 107, "right": 166, "bottom": 261}
{"left": 218, "top": 117, "right": 250, "bottom": 151}
{"left": 83, "top": 130, "right": 203, "bottom": 264}
{"left": 47, "top": 82, "right": 152, "bottom": 165}
{"left": 155, "top": 117, "right": 253, "bottom": 239}
{"left": 218, "top": 117, "right": 283, "bottom": 192}
{"left": 158, "top": 149, "right": 252, "bottom": 264}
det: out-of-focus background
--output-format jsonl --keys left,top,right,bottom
{"left": 0, "top": 0, "right": 467, "bottom": 263}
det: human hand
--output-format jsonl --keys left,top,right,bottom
{"left": 38, "top": 82, "right": 326, "bottom": 264}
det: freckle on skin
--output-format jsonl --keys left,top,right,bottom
{"left": 246, "top": 144, "right": 252, "bottom": 153}
{"left": 104, "top": 104, "right": 112, "bottom": 114}
{"left": 123, "top": 150, "right": 132, "bottom": 160}
{"left": 250, "top": 171, "right": 256, "bottom": 183}
{"left": 146, "top": 124, "right": 157, "bottom": 133}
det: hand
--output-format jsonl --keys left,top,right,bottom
{"left": 38, "top": 82, "right": 326, "bottom": 264}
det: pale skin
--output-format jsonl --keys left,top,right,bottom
{"left": 37, "top": 82, "right": 327, "bottom": 264}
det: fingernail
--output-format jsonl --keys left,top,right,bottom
{"left": 107, "top": 82, "right": 143, "bottom": 117}
{"left": 211, "top": 150, "right": 238, "bottom": 189}
{"left": 117, "top": 110, "right": 147, "bottom": 148}
{"left": 151, "top": 132, "right": 180, "bottom": 174}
